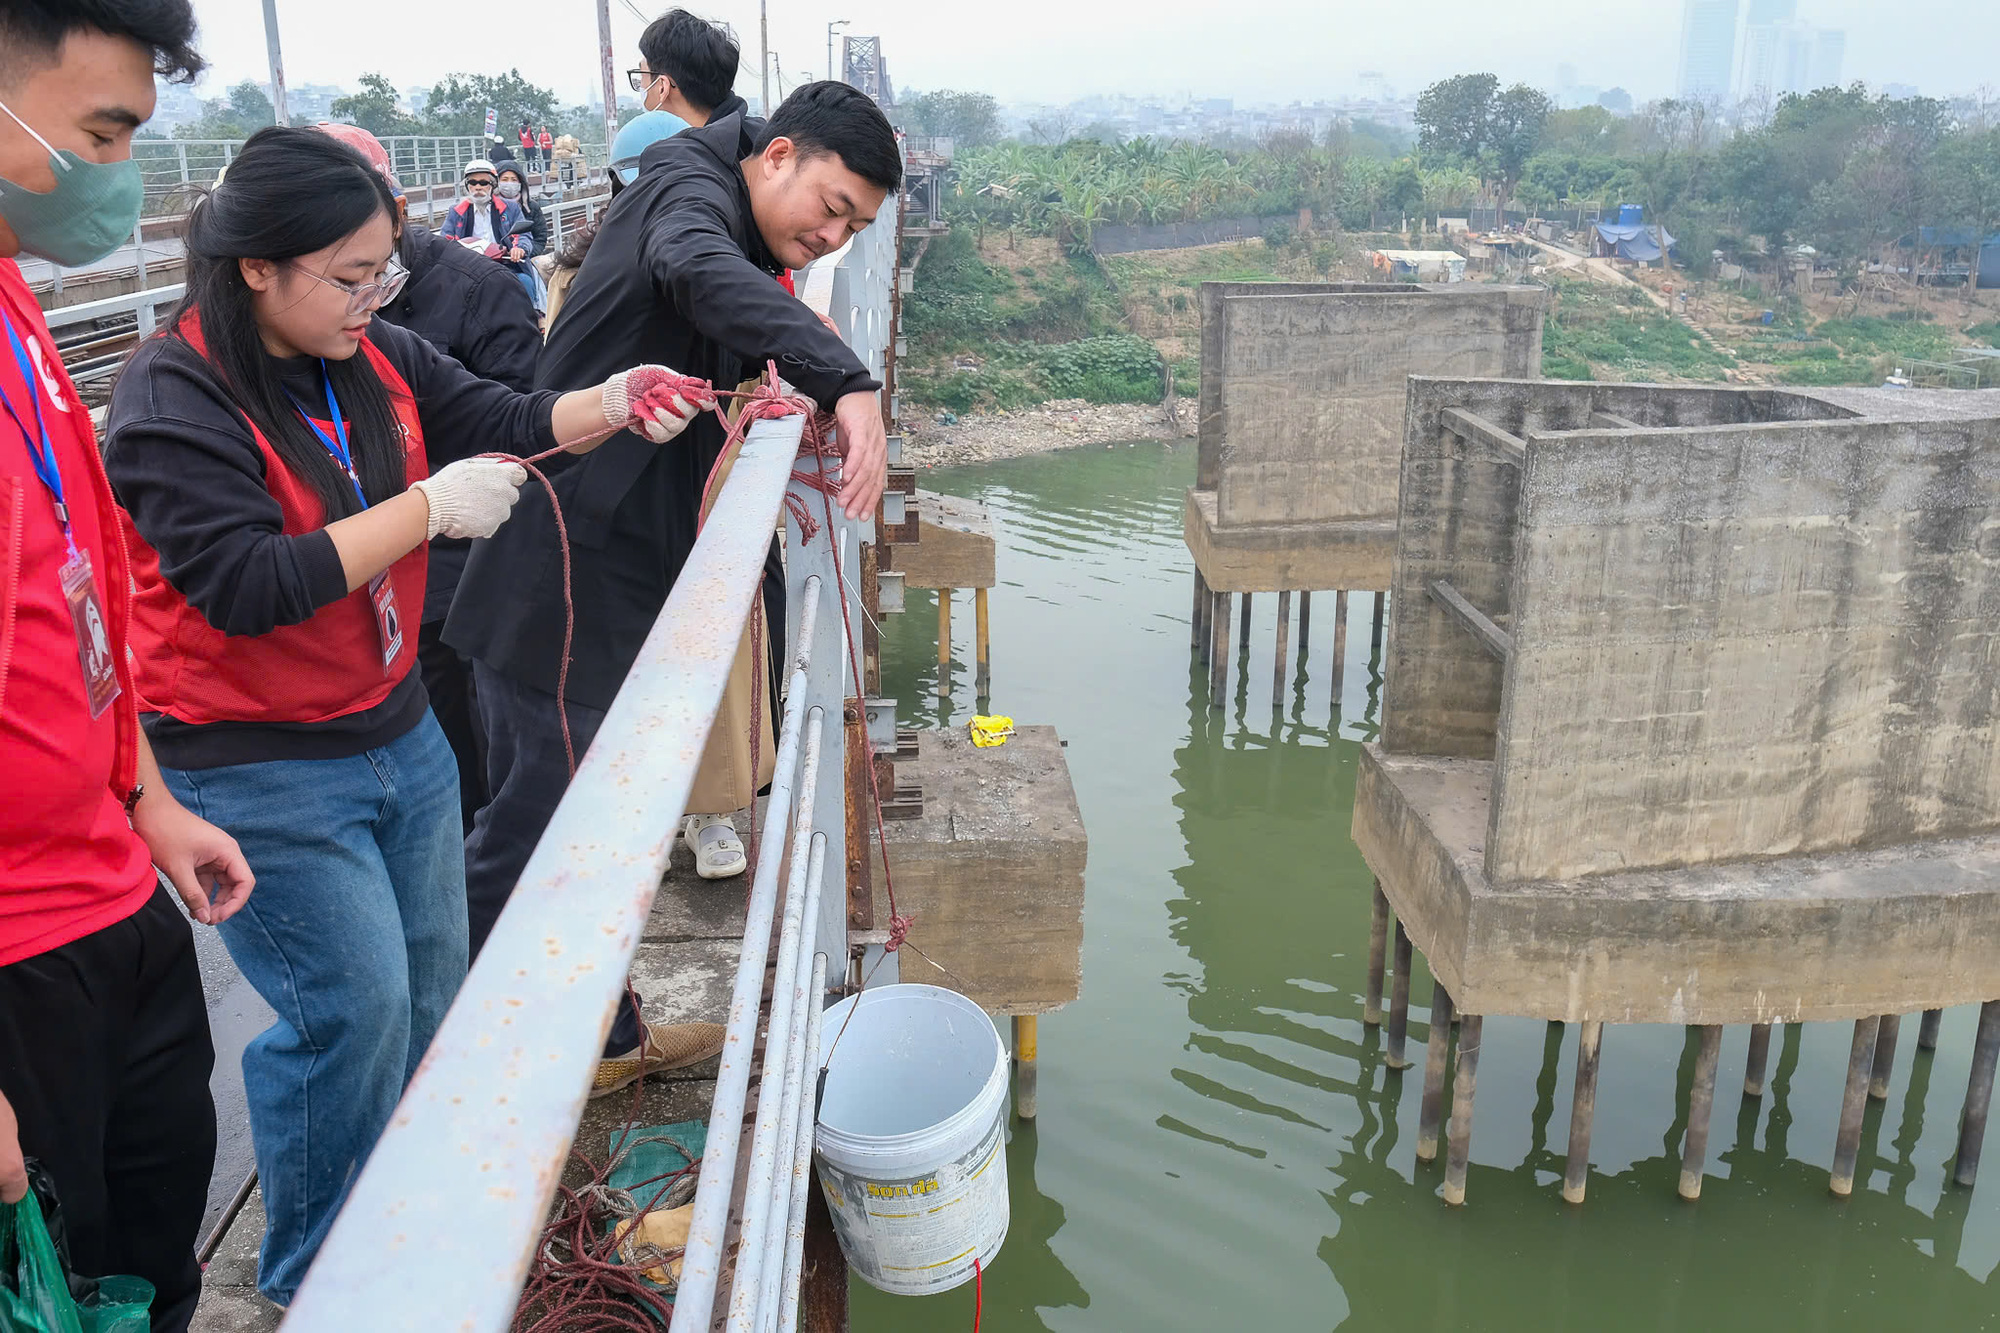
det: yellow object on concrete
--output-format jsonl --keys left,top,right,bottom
{"left": 969, "top": 714, "right": 1014, "bottom": 748}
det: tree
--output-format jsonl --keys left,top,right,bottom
{"left": 1542, "top": 105, "right": 1629, "bottom": 156}
{"left": 1385, "top": 159, "right": 1424, "bottom": 222}
{"left": 901, "top": 90, "right": 1001, "bottom": 148}
{"left": 173, "top": 80, "right": 275, "bottom": 140}
{"left": 420, "top": 70, "right": 559, "bottom": 138}
{"left": 1416, "top": 74, "right": 1500, "bottom": 163}
{"left": 228, "top": 81, "right": 276, "bottom": 130}
{"left": 1485, "top": 84, "right": 1553, "bottom": 218}
{"left": 1931, "top": 127, "right": 2000, "bottom": 263}
{"left": 1347, "top": 119, "right": 1413, "bottom": 159}
{"left": 1629, "top": 99, "right": 1720, "bottom": 270}
{"left": 1414, "top": 74, "right": 1550, "bottom": 218}
{"left": 330, "top": 73, "right": 419, "bottom": 137}
{"left": 1805, "top": 96, "right": 1952, "bottom": 292}
{"left": 1026, "top": 111, "right": 1077, "bottom": 146}
{"left": 1717, "top": 84, "right": 1883, "bottom": 250}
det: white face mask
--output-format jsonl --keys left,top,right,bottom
{"left": 497, "top": 181, "right": 521, "bottom": 200}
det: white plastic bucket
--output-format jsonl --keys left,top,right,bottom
{"left": 813, "top": 984, "right": 1009, "bottom": 1295}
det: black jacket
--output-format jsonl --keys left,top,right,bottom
{"left": 509, "top": 189, "right": 550, "bottom": 252}
{"left": 104, "top": 317, "right": 557, "bottom": 769}
{"left": 378, "top": 224, "right": 542, "bottom": 621}
{"left": 445, "top": 100, "right": 878, "bottom": 708}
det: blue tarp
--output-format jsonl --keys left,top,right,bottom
{"left": 1594, "top": 222, "right": 1676, "bottom": 263}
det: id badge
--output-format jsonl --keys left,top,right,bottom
{"left": 367, "top": 571, "right": 404, "bottom": 673}
{"left": 60, "top": 549, "right": 121, "bottom": 718}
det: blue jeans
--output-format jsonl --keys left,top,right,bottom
{"left": 161, "top": 715, "right": 468, "bottom": 1305}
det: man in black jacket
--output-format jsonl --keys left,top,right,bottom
{"left": 379, "top": 219, "right": 540, "bottom": 831}
{"left": 446, "top": 82, "right": 898, "bottom": 1057}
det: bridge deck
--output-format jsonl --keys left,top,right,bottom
{"left": 192, "top": 826, "right": 752, "bottom": 1331}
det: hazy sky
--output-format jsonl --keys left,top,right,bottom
{"left": 185, "top": 0, "right": 1992, "bottom": 111}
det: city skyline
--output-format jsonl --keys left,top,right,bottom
{"left": 180, "top": 0, "right": 1989, "bottom": 118}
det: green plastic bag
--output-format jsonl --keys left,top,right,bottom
{"left": 0, "top": 1172, "right": 153, "bottom": 1333}
{"left": 0, "top": 1190, "right": 85, "bottom": 1333}
{"left": 74, "top": 1277, "right": 152, "bottom": 1333}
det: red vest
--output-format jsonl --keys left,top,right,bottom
{"left": 121, "top": 318, "right": 429, "bottom": 728}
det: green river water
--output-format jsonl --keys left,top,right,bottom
{"left": 856, "top": 440, "right": 2000, "bottom": 1332}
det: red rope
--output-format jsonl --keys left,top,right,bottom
{"left": 973, "top": 1257, "right": 983, "bottom": 1332}
{"left": 693, "top": 365, "right": 910, "bottom": 948}
{"left": 502, "top": 369, "right": 919, "bottom": 1328}
{"left": 480, "top": 374, "right": 721, "bottom": 775}
{"left": 513, "top": 1054, "right": 700, "bottom": 1331}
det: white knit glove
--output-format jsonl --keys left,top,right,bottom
{"left": 602, "top": 364, "right": 715, "bottom": 443}
{"left": 411, "top": 457, "right": 528, "bottom": 539}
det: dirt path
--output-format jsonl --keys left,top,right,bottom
{"left": 1527, "top": 236, "right": 1672, "bottom": 307}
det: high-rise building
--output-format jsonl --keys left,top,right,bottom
{"left": 1744, "top": 0, "right": 1794, "bottom": 24}
{"left": 1740, "top": 20, "right": 1784, "bottom": 101}
{"left": 1677, "top": 0, "right": 1741, "bottom": 103}
{"left": 1810, "top": 29, "right": 1846, "bottom": 89}
{"left": 1741, "top": 17, "right": 1846, "bottom": 101}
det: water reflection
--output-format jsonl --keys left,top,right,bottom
{"left": 857, "top": 442, "right": 2000, "bottom": 1331}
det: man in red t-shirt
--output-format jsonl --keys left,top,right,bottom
{"left": 0, "top": 7, "right": 253, "bottom": 1330}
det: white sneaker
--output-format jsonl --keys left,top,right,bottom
{"left": 683, "top": 814, "right": 747, "bottom": 880}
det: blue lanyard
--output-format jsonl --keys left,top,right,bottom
{"left": 284, "top": 361, "right": 367, "bottom": 510}
{"left": 0, "top": 310, "right": 77, "bottom": 554}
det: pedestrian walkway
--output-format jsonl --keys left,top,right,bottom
{"left": 190, "top": 829, "right": 750, "bottom": 1331}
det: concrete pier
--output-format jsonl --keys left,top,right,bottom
{"left": 868, "top": 725, "right": 1087, "bottom": 1016}
{"left": 1350, "top": 378, "right": 2000, "bottom": 1202}
{"left": 1185, "top": 282, "right": 1545, "bottom": 704}
{"left": 883, "top": 490, "right": 998, "bottom": 700}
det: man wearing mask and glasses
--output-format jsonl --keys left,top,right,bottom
{"left": 441, "top": 158, "right": 534, "bottom": 265}
{"left": 0, "top": 3, "right": 254, "bottom": 1330}
{"left": 441, "top": 156, "right": 541, "bottom": 313}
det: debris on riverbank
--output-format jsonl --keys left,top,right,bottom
{"left": 902, "top": 398, "right": 1189, "bottom": 468}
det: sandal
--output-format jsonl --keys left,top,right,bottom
{"left": 683, "top": 814, "right": 747, "bottom": 880}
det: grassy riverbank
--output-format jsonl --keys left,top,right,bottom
{"left": 899, "top": 228, "right": 2000, "bottom": 419}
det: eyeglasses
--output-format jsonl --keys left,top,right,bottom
{"left": 288, "top": 257, "right": 410, "bottom": 316}
{"left": 464, "top": 177, "right": 496, "bottom": 190}
{"left": 627, "top": 67, "right": 659, "bottom": 93}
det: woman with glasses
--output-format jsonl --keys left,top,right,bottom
{"left": 99, "top": 126, "right": 710, "bottom": 1309}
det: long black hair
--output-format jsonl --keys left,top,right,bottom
{"left": 172, "top": 126, "right": 407, "bottom": 520}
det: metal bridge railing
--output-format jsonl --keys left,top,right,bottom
{"left": 280, "top": 216, "right": 891, "bottom": 1331}
{"left": 131, "top": 135, "right": 612, "bottom": 212}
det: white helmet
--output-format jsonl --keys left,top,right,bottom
{"left": 461, "top": 158, "right": 497, "bottom": 182}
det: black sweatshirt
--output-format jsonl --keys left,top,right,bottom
{"left": 377, "top": 224, "right": 542, "bottom": 622}
{"left": 444, "top": 100, "right": 878, "bottom": 708}
{"left": 103, "top": 316, "right": 558, "bottom": 769}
